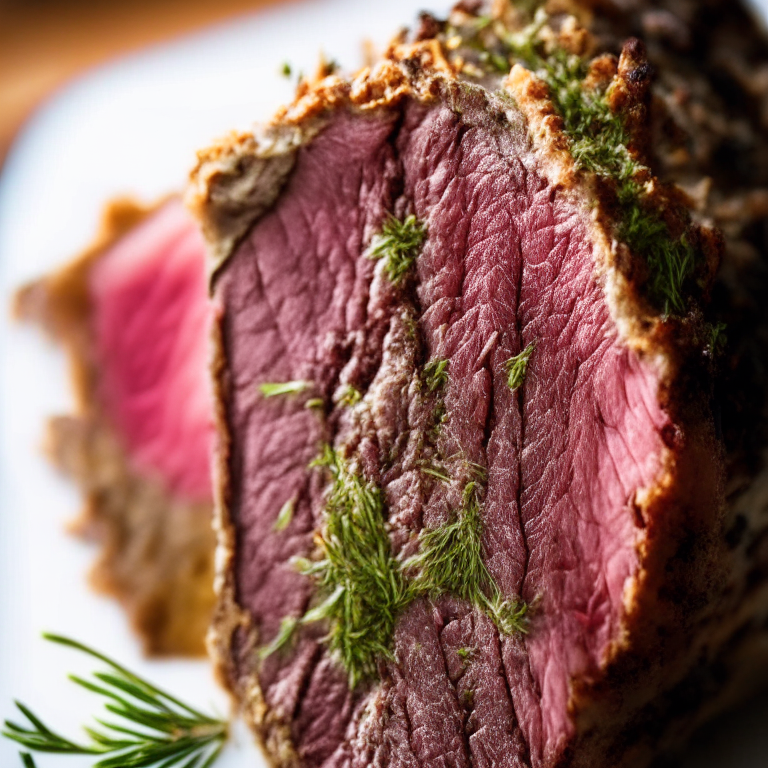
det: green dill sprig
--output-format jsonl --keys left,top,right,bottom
{"left": 259, "top": 380, "right": 311, "bottom": 397}
{"left": 423, "top": 358, "right": 449, "bottom": 392}
{"left": 273, "top": 497, "right": 296, "bottom": 532}
{"left": 263, "top": 446, "right": 411, "bottom": 687}
{"left": 455, "top": 7, "right": 698, "bottom": 315}
{"left": 20, "top": 753, "right": 36, "bottom": 768}
{"left": 3, "top": 634, "right": 227, "bottom": 768}
{"left": 367, "top": 214, "right": 427, "bottom": 285}
{"left": 505, "top": 342, "right": 534, "bottom": 391}
{"left": 407, "top": 483, "right": 528, "bottom": 636}
{"left": 264, "top": 452, "right": 528, "bottom": 687}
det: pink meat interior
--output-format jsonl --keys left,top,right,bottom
{"left": 215, "top": 91, "right": 669, "bottom": 768}
{"left": 90, "top": 200, "right": 213, "bottom": 502}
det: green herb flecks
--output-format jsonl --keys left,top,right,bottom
{"left": 456, "top": 647, "right": 475, "bottom": 661}
{"left": 258, "top": 615, "right": 300, "bottom": 660}
{"left": 267, "top": 446, "right": 411, "bottom": 688}
{"left": 264, "top": 453, "right": 528, "bottom": 688}
{"left": 505, "top": 342, "right": 534, "bottom": 392}
{"left": 280, "top": 62, "right": 292, "bottom": 78}
{"left": 367, "top": 214, "right": 427, "bottom": 286}
{"left": 455, "top": 8, "right": 698, "bottom": 315}
{"left": 522, "top": 31, "right": 695, "bottom": 314}
{"left": 421, "top": 465, "right": 451, "bottom": 483}
{"left": 3, "top": 634, "right": 228, "bottom": 768}
{"left": 423, "top": 358, "right": 449, "bottom": 392}
{"left": 259, "top": 380, "right": 311, "bottom": 398}
{"left": 407, "top": 483, "right": 528, "bottom": 636}
{"left": 273, "top": 497, "right": 296, "bottom": 532}
{"left": 338, "top": 385, "right": 362, "bottom": 407}
{"left": 707, "top": 321, "right": 727, "bottom": 357}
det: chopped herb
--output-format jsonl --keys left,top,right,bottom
{"left": 505, "top": 342, "right": 534, "bottom": 391}
{"left": 280, "top": 61, "right": 292, "bottom": 78}
{"left": 454, "top": 8, "right": 699, "bottom": 315}
{"left": 265, "top": 447, "right": 411, "bottom": 688}
{"left": 259, "top": 380, "right": 311, "bottom": 397}
{"left": 528, "top": 42, "right": 696, "bottom": 314}
{"left": 456, "top": 646, "right": 475, "bottom": 660}
{"left": 708, "top": 321, "right": 727, "bottom": 357}
{"left": 258, "top": 615, "right": 299, "bottom": 660}
{"left": 423, "top": 358, "right": 449, "bottom": 392}
{"left": 367, "top": 214, "right": 427, "bottom": 285}
{"left": 305, "top": 397, "right": 325, "bottom": 410}
{"left": 265, "top": 455, "right": 528, "bottom": 688}
{"left": 407, "top": 482, "right": 528, "bottom": 636}
{"left": 273, "top": 497, "right": 296, "bottom": 532}
{"left": 421, "top": 465, "right": 451, "bottom": 483}
{"left": 339, "top": 384, "right": 362, "bottom": 407}
{"left": 482, "top": 590, "right": 529, "bottom": 635}
{"left": 3, "top": 634, "right": 228, "bottom": 768}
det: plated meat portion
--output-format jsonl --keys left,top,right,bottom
{"left": 193, "top": 3, "right": 738, "bottom": 766}
{"left": 15, "top": 199, "right": 216, "bottom": 655}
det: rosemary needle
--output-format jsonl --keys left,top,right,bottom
{"left": 3, "top": 634, "right": 228, "bottom": 768}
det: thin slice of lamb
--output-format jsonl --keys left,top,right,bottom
{"left": 15, "top": 198, "right": 216, "bottom": 656}
{"left": 192, "top": 13, "right": 731, "bottom": 768}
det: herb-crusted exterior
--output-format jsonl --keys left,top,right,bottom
{"left": 193, "top": 1, "right": 768, "bottom": 766}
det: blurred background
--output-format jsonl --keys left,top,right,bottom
{"left": 2, "top": 1, "right": 768, "bottom": 766}
{"left": 0, "top": 0, "right": 294, "bottom": 165}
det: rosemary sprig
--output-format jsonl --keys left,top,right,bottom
{"left": 367, "top": 214, "right": 427, "bottom": 285}
{"left": 3, "top": 634, "right": 228, "bottom": 768}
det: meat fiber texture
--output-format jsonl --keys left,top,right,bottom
{"left": 15, "top": 199, "right": 217, "bottom": 656}
{"left": 191, "top": 1, "right": 768, "bottom": 766}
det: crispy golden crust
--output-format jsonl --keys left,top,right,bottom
{"left": 197, "top": 5, "right": 768, "bottom": 767}
{"left": 15, "top": 199, "right": 216, "bottom": 657}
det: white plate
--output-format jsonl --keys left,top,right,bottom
{"left": 1, "top": 1, "right": 767, "bottom": 766}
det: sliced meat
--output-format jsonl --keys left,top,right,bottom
{"left": 15, "top": 198, "right": 216, "bottom": 656}
{"left": 190, "top": 3, "right": 740, "bottom": 765}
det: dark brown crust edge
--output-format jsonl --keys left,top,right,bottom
{"left": 199, "top": 29, "right": 730, "bottom": 768}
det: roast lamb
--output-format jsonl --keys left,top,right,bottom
{"left": 190, "top": 0, "right": 768, "bottom": 766}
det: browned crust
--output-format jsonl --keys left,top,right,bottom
{"left": 15, "top": 198, "right": 216, "bottom": 657}
{"left": 197, "top": 9, "right": 740, "bottom": 768}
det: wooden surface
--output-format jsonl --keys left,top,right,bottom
{"left": 0, "top": 0, "right": 287, "bottom": 166}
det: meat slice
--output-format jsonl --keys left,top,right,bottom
{"left": 15, "top": 199, "right": 216, "bottom": 656}
{"left": 192, "top": 3, "right": 765, "bottom": 767}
